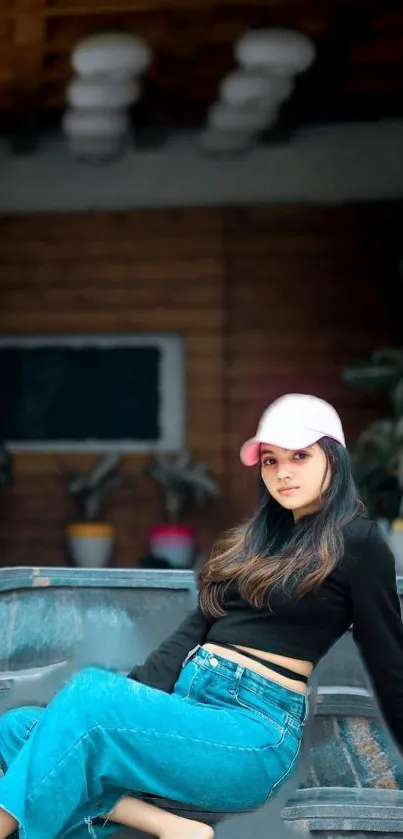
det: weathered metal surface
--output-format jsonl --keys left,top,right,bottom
{"left": 283, "top": 787, "right": 403, "bottom": 831}
{"left": 0, "top": 567, "right": 197, "bottom": 709}
{"left": 1, "top": 567, "right": 403, "bottom": 837}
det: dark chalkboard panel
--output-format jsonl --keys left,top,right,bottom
{"left": 0, "top": 344, "right": 160, "bottom": 444}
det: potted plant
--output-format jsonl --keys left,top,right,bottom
{"left": 61, "top": 452, "right": 124, "bottom": 568}
{"left": 342, "top": 346, "right": 403, "bottom": 568}
{"left": 144, "top": 452, "right": 220, "bottom": 569}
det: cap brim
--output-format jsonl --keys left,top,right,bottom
{"left": 240, "top": 438, "right": 261, "bottom": 466}
{"left": 240, "top": 429, "right": 323, "bottom": 467}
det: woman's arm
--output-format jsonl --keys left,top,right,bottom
{"left": 127, "top": 605, "right": 213, "bottom": 693}
{"left": 350, "top": 522, "right": 403, "bottom": 750}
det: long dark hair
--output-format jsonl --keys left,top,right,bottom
{"left": 198, "top": 438, "right": 365, "bottom": 618}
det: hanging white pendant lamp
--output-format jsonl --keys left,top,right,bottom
{"left": 220, "top": 69, "right": 294, "bottom": 108}
{"left": 66, "top": 77, "right": 140, "bottom": 110}
{"left": 199, "top": 128, "right": 257, "bottom": 155}
{"left": 71, "top": 32, "right": 151, "bottom": 79}
{"left": 62, "top": 109, "right": 130, "bottom": 160}
{"left": 62, "top": 109, "right": 130, "bottom": 138}
{"left": 208, "top": 101, "right": 278, "bottom": 133}
{"left": 235, "top": 29, "right": 316, "bottom": 75}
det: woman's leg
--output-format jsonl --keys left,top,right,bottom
{"left": 0, "top": 706, "right": 44, "bottom": 773}
{"left": 0, "top": 800, "right": 215, "bottom": 839}
{"left": 105, "top": 796, "right": 214, "bottom": 839}
{"left": 0, "top": 809, "right": 17, "bottom": 839}
{"left": 0, "top": 706, "right": 213, "bottom": 839}
{"left": 0, "top": 707, "right": 44, "bottom": 839}
{"left": 0, "top": 664, "right": 272, "bottom": 839}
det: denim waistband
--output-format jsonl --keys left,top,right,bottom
{"left": 183, "top": 645, "right": 309, "bottom": 724}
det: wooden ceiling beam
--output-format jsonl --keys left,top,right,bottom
{"left": 0, "top": 0, "right": 402, "bottom": 138}
{"left": 266, "top": 1, "right": 382, "bottom": 142}
{"left": 134, "top": 8, "right": 215, "bottom": 144}
{"left": 350, "top": 32, "right": 403, "bottom": 64}
{"left": 11, "top": 0, "right": 46, "bottom": 152}
{"left": 41, "top": 0, "right": 335, "bottom": 17}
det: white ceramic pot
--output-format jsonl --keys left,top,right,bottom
{"left": 67, "top": 523, "right": 115, "bottom": 568}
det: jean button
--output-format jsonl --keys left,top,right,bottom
{"left": 209, "top": 656, "right": 219, "bottom": 667}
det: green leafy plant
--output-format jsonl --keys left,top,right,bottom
{"left": 144, "top": 452, "right": 221, "bottom": 524}
{"left": 60, "top": 453, "right": 124, "bottom": 522}
{"left": 342, "top": 347, "right": 403, "bottom": 520}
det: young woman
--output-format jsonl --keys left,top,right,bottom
{"left": 1, "top": 393, "right": 403, "bottom": 839}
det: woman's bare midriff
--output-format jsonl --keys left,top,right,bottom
{"left": 202, "top": 643, "right": 313, "bottom": 695}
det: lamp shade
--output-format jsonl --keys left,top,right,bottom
{"left": 65, "top": 135, "right": 127, "bottom": 161}
{"left": 208, "top": 102, "right": 278, "bottom": 132}
{"left": 199, "top": 128, "right": 256, "bottom": 154}
{"left": 62, "top": 109, "right": 130, "bottom": 138}
{"left": 235, "top": 28, "right": 316, "bottom": 75}
{"left": 219, "top": 70, "right": 294, "bottom": 107}
{"left": 66, "top": 77, "right": 140, "bottom": 109}
{"left": 71, "top": 33, "right": 151, "bottom": 78}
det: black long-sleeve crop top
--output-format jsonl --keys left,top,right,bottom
{"left": 128, "top": 516, "right": 403, "bottom": 750}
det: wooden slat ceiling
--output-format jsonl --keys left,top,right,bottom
{"left": 1, "top": 0, "right": 403, "bottom": 146}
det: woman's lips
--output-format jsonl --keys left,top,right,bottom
{"left": 278, "top": 487, "right": 299, "bottom": 495}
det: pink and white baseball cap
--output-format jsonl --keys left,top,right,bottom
{"left": 240, "top": 393, "right": 346, "bottom": 467}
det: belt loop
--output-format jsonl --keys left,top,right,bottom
{"left": 181, "top": 644, "right": 201, "bottom": 669}
{"left": 229, "top": 664, "right": 244, "bottom": 696}
{"left": 302, "top": 693, "right": 310, "bottom": 724}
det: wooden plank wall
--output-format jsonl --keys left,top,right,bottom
{"left": 0, "top": 203, "right": 400, "bottom": 568}
{"left": 223, "top": 204, "right": 401, "bottom": 519}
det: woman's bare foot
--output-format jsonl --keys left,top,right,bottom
{"left": 159, "top": 814, "right": 214, "bottom": 839}
{"left": 0, "top": 807, "right": 18, "bottom": 839}
{"left": 104, "top": 795, "right": 214, "bottom": 839}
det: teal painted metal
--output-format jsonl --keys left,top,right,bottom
{"left": 2, "top": 567, "right": 403, "bottom": 836}
{"left": 0, "top": 566, "right": 198, "bottom": 594}
{"left": 0, "top": 567, "right": 198, "bottom": 711}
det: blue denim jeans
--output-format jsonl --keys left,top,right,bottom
{"left": 0, "top": 646, "right": 308, "bottom": 839}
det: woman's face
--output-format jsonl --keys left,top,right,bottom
{"left": 260, "top": 442, "right": 331, "bottom": 520}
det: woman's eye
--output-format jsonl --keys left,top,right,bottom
{"left": 262, "top": 457, "right": 276, "bottom": 466}
{"left": 294, "top": 451, "right": 308, "bottom": 460}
